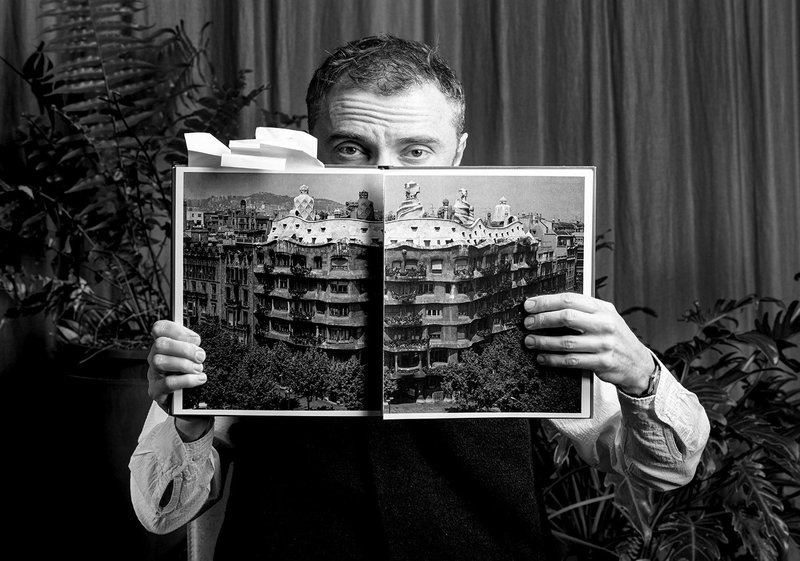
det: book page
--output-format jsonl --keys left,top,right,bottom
{"left": 172, "top": 167, "right": 384, "bottom": 416}
{"left": 381, "top": 167, "right": 594, "bottom": 419}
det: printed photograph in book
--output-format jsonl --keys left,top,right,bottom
{"left": 380, "top": 168, "right": 595, "bottom": 419}
{"left": 171, "top": 167, "right": 385, "bottom": 416}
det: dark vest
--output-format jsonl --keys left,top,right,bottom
{"left": 214, "top": 417, "right": 555, "bottom": 560}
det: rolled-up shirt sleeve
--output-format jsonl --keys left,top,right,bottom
{"left": 548, "top": 355, "right": 710, "bottom": 491}
{"left": 129, "top": 403, "right": 220, "bottom": 535}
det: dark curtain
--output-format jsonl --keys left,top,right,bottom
{"left": 2, "top": 0, "right": 799, "bottom": 351}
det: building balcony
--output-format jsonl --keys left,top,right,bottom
{"left": 254, "top": 305, "right": 271, "bottom": 320}
{"left": 384, "top": 312, "right": 424, "bottom": 327}
{"left": 388, "top": 290, "right": 417, "bottom": 303}
{"left": 289, "top": 308, "right": 314, "bottom": 321}
{"left": 320, "top": 339, "right": 366, "bottom": 350}
{"left": 384, "top": 336, "right": 431, "bottom": 352}
{"left": 290, "top": 264, "right": 313, "bottom": 277}
{"left": 428, "top": 339, "right": 474, "bottom": 349}
{"left": 253, "top": 264, "right": 274, "bottom": 275}
{"left": 289, "top": 287, "right": 309, "bottom": 299}
{"left": 385, "top": 265, "right": 427, "bottom": 280}
{"left": 289, "top": 333, "right": 325, "bottom": 347}
{"left": 253, "top": 284, "right": 274, "bottom": 295}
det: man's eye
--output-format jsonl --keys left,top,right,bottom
{"left": 403, "top": 147, "right": 432, "bottom": 161}
{"left": 335, "top": 144, "right": 366, "bottom": 160}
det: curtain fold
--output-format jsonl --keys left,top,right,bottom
{"left": 2, "top": 0, "right": 798, "bottom": 350}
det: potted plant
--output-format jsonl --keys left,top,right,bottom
{"left": 0, "top": 1, "right": 302, "bottom": 556}
{"left": 542, "top": 279, "right": 800, "bottom": 560}
{"left": 0, "top": 1, "right": 277, "bottom": 362}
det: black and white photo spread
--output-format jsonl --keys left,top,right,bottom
{"left": 171, "top": 166, "right": 594, "bottom": 418}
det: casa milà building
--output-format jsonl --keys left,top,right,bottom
{"left": 383, "top": 182, "right": 579, "bottom": 397}
{"left": 183, "top": 186, "right": 382, "bottom": 361}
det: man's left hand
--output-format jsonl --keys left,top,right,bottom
{"left": 522, "top": 293, "right": 653, "bottom": 395}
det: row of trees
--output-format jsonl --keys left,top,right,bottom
{"left": 186, "top": 323, "right": 582, "bottom": 415}
{"left": 183, "top": 322, "right": 369, "bottom": 411}
{"left": 388, "top": 329, "right": 583, "bottom": 414}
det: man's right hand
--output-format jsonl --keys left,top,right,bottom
{"left": 148, "top": 320, "right": 211, "bottom": 441}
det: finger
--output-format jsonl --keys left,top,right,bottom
{"left": 532, "top": 351, "right": 598, "bottom": 370}
{"left": 522, "top": 308, "right": 594, "bottom": 333}
{"left": 148, "top": 351, "right": 206, "bottom": 376}
{"left": 148, "top": 372, "right": 207, "bottom": 403}
{"left": 523, "top": 293, "right": 601, "bottom": 314}
{"left": 524, "top": 333, "right": 603, "bottom": 353}
{"left": 150, "top": 336, "right": 206, "bottom": 365}
{"left": 151, "top": 320, "right": 201, "bottom": 345}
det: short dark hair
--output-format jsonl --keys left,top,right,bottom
{"left": 306, "top": 34, "right": 465, "bottom": 135}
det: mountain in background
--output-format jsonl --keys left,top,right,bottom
{"left": 187, "top": 191, "right": 344, "bottom": 211}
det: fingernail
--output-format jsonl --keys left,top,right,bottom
{"left": 537, "top": 355, "right": 545, "bottom": 364}
{"left": 193, "top": 362, "right": 204, "bottom": 373}
{"left": 197, "top": 373, "right": 207, "bottom": 383}
{"left": 524, "top": 299, "right": 535, "bottom": 312}
{"left": 195, "top": 349, "right": 206, "bottom": 362}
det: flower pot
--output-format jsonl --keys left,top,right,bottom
{"left": 52, "top": 343, "right": 185, "bottom": 560}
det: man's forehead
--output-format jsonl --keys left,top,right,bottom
{"left": 320, "top": 82, "right": 459, "bottom": 131}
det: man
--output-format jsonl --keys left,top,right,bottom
{"left": 131, "top": 35, "right": 709, "bottom": 560}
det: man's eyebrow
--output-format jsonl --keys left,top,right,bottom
{"left": 327, "top": 131, "right": 367, "bottom": 143}
{"left": 397, "top": 136, "right": 442, "bottom": 146}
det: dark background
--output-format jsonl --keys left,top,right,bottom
{"left": 2, "top": 1, "right": 799, "bottom": 559}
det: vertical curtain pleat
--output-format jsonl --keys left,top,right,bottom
{"left": 2, "top": 0, "right": 798, "bottom": 351}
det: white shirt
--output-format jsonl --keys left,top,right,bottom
{"left": 129, "top": 355, "right": 710, "bottom": 534}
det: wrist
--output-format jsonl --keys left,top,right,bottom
{"left": 619, "top": 355, "right": 660, "bottom": 397}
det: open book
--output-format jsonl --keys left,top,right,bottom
{"left": 171, "top": 166, "right": 595, "bottom": 419}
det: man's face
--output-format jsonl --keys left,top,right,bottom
{"left": 312, "top": 82, "right": 468, "bottom": 167}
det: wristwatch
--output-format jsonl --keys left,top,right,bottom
{"left": 620, "top": 355, "right": 661, "bottom": 398}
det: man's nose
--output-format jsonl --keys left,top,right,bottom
{"left": 374, "top": 150, "right": 400, "bottom": 167}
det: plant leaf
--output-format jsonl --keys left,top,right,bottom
{"left": 725, "top": 458, "right": 790, "bottom": 560}
{"left": 658, "top": 512, "right": 727, "bottom": 561}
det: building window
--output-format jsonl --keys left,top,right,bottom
{"left": 328, "top": 327, "right": 350, "bottom": 341}
{"left": 313, "top": 256, "right": 323, "bottom": 269}
{"left": 276, "top": 253, "right": 290, "bottom": 267}
{"left": 278, "top": 277, "right": 288, "bottom": 289}
{"left": 331, "top": 257, "right": 348, "bottom": 270}
{"left": 331, "top": 281, "right": 349, "bottom": 294}
{"left": 420, "top": 283, "right": 434, "bottom": 294}
{"left": 398, "top": 352, "right": 419, "bottom": 368}
{"left": 273, "top": 299, "right": 288, "bottom": 311}
{"left": 429, "top": 327, "right": 441, "bottom": 340}
{"left": 431, "top": 259, "right": 443, "bottom": 274}
{"left": 404, "top": 259, "right": 418, "bottom": 270}
{"left": 426, "top": 307, "right": 442, "bottom": 317}
{"left": 330, "top": 304, "right": 349, "bottom": 317}
{"left": 430, "top": 348, "right": 448, "bottom": 364}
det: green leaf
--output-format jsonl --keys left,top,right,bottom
{"left": 726, "top": 458, "right": 790, "bottom": 560}
{"left": 658, "top": 512, "right": 727, "bottom": 561}
{"left": 733, "top": 331, "right": 780, "bottom": 365}
{"left": 611, "top": 475, "right": 654, "bottom": 544}
{"left": 728, "top": 415, "right": 799, "bottom": 462}
{"left": 56, "top": 324, "right": 81, "bottom": 344}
